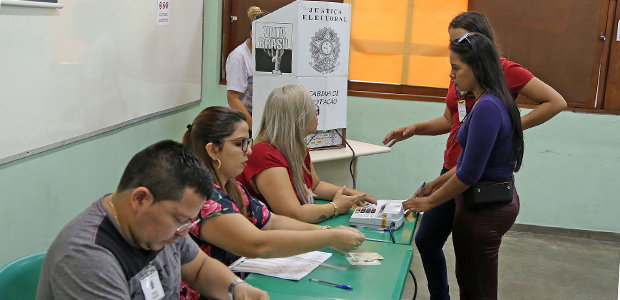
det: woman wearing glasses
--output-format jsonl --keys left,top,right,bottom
{"left": 237, "top": 85, "right": 376, "bottom": 224}
{"left": 179, "top": 106, "right": 366, "bottom": 300}
{"left": 384, "top": 12, "right": 566, "bottom": 300}
{"left": 404, "top": 33, "right": 522, "bottom": 299}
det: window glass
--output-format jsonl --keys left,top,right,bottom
{"left": 346, "top": 0, "right": 468, "bottom": 88}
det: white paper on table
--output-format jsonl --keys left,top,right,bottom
{"left": 228, "top": 251, "right": 332, "bottom": 281}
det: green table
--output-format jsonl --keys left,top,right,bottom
{"left": 316, "top": 200, "right": 418, "bottom": 245}
{"left": 263, "top": 290, "right": 334, "bottom": 300}
{"left": 244, "top": 241, "right": 414, "bottom": 300}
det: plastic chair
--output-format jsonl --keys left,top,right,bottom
{"left": 0, "top": 252, "right": 46, "bottom": 300}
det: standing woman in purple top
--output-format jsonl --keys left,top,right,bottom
{"left": 404, "top": 32, "right": 523, "bottom": 300}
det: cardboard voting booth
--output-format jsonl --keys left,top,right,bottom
{"left": 252, "top": 1, "right": 351, "bottom": 147}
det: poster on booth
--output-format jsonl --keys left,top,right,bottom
{"left": 296, "top": 1, "right": 351, "bottom": 77}
{"left": 250, "top": 1, "right": 351, "bottom": 139}
{"left": 254, "top": 22, "right": 294, "bottom": 75}
{"left": 297, "top": 76, "right": 347, "bottom": 130}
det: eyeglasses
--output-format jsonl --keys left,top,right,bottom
{"left": 176, "top": 218, "right": 201, "bottom": 232}
{"left": 161, "top": 203, "right": 203, "bottom": 232}
{"left": 457, "top": 32, "right": 471, "bottom": 44}
{"left": 220, "top": 137, "right": 253, "bottom": 152}
{"left": 315, "top": 104, "right": 320, "bottom": 116}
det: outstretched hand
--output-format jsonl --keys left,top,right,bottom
{"left": 383, "top": 125, "right": 416, "bottom": 147}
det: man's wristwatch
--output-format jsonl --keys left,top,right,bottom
{"left": 228, "top": 278, "right": 245, "bottom": 300}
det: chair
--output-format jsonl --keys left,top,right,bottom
{"left": 0, "top": 252, "right": 46, "bottom": 300}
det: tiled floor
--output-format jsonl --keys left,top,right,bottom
{"left": 402, "top": 224, "right": 620, "bottom": 300}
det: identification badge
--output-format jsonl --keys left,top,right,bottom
{"left": 140, "top": 265, "right": 164, "bottom": 300}
{"left": 458, "top": 100, "right": 467, "bottom": 122}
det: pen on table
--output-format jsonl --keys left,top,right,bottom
{"left": 353, "top": 225, "right": 390, "bottom": 231}
{"left": 404, "top": 182, "right": 426, "bottom": 216}
{"left": 309, "top": 278, "right": 353, "bottom": 290}
{"left": 365, "top": 238, "right": 385, "bottom": 242}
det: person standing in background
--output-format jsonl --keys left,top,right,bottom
{"left": 226, "top": 6, "right": 269, "bottom": 132}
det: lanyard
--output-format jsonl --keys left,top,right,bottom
{"left": 450, "top": 91, "right": 486, "bottom": 146}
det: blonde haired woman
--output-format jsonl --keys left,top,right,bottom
{"left": 226, "top": 6, "right": 268, "bottom": 130}
{"left": 237, "top": 85, "right": 376, "bottom": 223}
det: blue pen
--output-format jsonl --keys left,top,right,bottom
{"left": 418, "top": 182, "right": 426, "bottom": 197}
{"left": 309, "top": 278, "right": 353, "bottom": 290}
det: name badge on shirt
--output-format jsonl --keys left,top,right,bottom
{"left": 458, "top": 100, "right": 467, "bottom": 123}
{"left": 140, "top": 265, "right": 164, "bottom": 300}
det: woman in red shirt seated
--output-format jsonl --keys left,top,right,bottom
{"left": 237, "top": 85, "right": 376, "bottom": 223}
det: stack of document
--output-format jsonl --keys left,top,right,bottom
{"left": 228, "top": 251, "right": 332, "bottom": 281}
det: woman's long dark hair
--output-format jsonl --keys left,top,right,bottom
{"left": 449, "top": 11, "right": 495, "bottom": 43}
{"left": 450, "top": 33, "right": 524, "bottom": 171}
{"left": 182, "top": 106, "right": 249, "bottom": 215}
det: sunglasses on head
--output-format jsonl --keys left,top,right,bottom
{"left": 457, "top": 32, "right": 471, "bottom": 44}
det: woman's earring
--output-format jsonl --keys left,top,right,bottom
{"left": 215, "top": 158, "right": 222, "bottom": 170}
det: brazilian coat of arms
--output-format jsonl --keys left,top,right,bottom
{"left": 309, "top": 27, "right": 340, "bottom": 74}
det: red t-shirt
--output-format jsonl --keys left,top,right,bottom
{"left": 443, "top": 58, "right": 534, "bottom": 169}
{"left": 236, "top": 141, "right": 313, "bottom": 209}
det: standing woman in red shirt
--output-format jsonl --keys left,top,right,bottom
{"left": 383, "top": 12, "right": 566, "bottom": 300}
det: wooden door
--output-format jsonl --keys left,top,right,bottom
{"left": 604, "top": 1, "right": 620, "bottom": 111}
{"left": 472, "top": 0, "right": 608, "bottom": 108}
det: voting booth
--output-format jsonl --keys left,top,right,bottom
{"left": 252, "top": 1, "right": 351, "bottom": 148}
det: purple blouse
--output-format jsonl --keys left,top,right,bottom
{"left": 456, "top": 93, "right": 516, "bottom": 185}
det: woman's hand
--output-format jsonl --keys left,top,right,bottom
{"left": 326, "top": 227, "right": 366, "bottom": 254}
{"left": 332, "top": 186, "right": 365, "bottom": 214}
{"left": 334, "top": 225, "right": 362, "bottom": 233}
{"left": 402, "top": 196, "right": 434, "bottom": 216}
{"left": 356, "top": 193, "right": 377, "bottom": 206}
{"left": 383, "top": 124, "right": 417, "bottom": 147}
{"left": 412, "top": 181, "right": 440, "bottom": 198}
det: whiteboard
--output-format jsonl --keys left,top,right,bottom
{"left": 0, "top": 0, "right": 203, "bottom": 164}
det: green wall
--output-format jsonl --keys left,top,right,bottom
{"left": 346, "top": 96, "right": 620, "bottom": 234}
{"left": 2, "top": 1, "right": 619, "bottom": 266}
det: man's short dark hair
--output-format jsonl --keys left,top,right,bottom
{"left": 117, "top": 140, "right": 213, "bottom": 201}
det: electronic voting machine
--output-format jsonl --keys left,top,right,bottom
{"left": 349, "top": 200, "right": 406, "bottom": 230}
